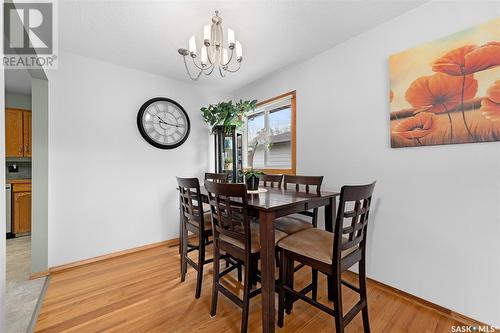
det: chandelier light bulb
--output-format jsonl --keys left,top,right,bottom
{"left": 203, "top": 25, "right": 211, "bottom": 44}
{"left": 228, "top": 28, "right": 235, "bottom": 47}
{"left": 235, "top": 41, "right": 242, "bottom": 60}
{"left": 188, "top": 36, "right": 196, "bottom": 54}
{"left": 201, "top": 47, "right": 208, "bottom": 65}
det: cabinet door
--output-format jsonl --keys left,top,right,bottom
{"left": 13, "top": 191, "right": 31, "bottom": 234}
{"left": 23, "top": 111, "right": 32, "bottom": 157}
{"left": 5, "top": 109, "right": 24, "bottom": 157}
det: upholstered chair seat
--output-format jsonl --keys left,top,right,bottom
{"left": 220, "top": 223, "right": 288, "bottom": 253}
{"left": 277, "top": 228, "right": 355, "bottom": 264}
{"left": 274, "top": 215, "right": 314, "bottom": 235}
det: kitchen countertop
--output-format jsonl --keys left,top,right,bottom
{"left": 6, "top": 179, "right": 32, "bottom": 184}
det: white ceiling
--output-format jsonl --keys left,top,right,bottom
{"left": 58, "top": 1, "right": 425, "bottom": 94}
{"left": 5, "top": 69, "right": 32, "bottom": 95}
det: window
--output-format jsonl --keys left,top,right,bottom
{"left": 246, "top": 91, "right": 296, "bottom": 174}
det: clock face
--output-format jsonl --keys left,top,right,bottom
{"left": 137, "top": 98, "right": 191, "bottom": 149}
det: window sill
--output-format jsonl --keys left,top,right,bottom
{"left": 253, "top": 168, "right": 296, "bottom": 175}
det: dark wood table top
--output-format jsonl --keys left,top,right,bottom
{"left": 200, "top": 187, "right": 339, "bottom": 212}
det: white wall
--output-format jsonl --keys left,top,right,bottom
{"left": 232, "top": 1, "right": 500, "bottom": 326}
{"left": 5, "top": 91, "right": 31, "bottom": 109}
{"left": 47, "top": 52, "right": 216, "bottom": 267}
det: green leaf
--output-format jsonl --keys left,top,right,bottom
{"left": 200, "top": 98, "right": 258, "bottom": 133}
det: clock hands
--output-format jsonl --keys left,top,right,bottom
{"left": 155, "top": 115, "right": 182, "bottom": 128}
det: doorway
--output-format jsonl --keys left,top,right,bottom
{"left": 4, "top": 67, "right": 49, "bottom": 332}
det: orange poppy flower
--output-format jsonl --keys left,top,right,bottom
{"left": 432, "top": 42, "right": 500, "bottom": 75}
{"left": 481, "top": 80, "right": 500, "bottom": 122}
{"left": 405, "top": 73, "right": 478, "bottom": 114}
{"left": 486, "top": 79, "right": 500, "bottom": 103}
{"left": 393, "top": 112, "right": 436, "bottom": 140}
{"left": 432, "top": 45, "right": 476, "bottom": 75}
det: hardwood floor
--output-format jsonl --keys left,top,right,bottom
{"left": 35, "top": 243, "right": 474, "bottom": 332}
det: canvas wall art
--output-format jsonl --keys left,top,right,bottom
{"left": 389, "top": 18, "right": 500, "bottom": 148}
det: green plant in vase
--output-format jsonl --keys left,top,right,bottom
{"left": 243, "top": 169, "right": 264, "bottom": 191}
{"left": 200, "top": 99, "right": 257, "bottom": 133}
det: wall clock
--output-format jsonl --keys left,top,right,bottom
{"left": 137, "top": 97, "right": 191, "bottom": 149}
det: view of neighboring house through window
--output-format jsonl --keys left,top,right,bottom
{"left": 246, "top": 91, "right": 296, "bottom": 174}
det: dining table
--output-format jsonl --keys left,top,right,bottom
{"left": 184, "top": 186, "right": 340, "bottom": 333}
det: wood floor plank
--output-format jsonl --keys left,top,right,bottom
{"left": 35, "top": 244, "right": 480, "bottom": 332}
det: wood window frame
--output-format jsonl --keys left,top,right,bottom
{"left": 249, "top": 90, "right": 296, "bottom": 175}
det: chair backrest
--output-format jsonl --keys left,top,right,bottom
{"left": 204, "top": 172, "right": 229, "bottom": 183}
{"left": 333, "top": 182, "right": 376, "bottom": 272}
{"left": 177, "top": 177, "right": 204, "bottom": 227}
{"left": 259, "top": 174, "right": 283, "bottom": 188}
{"left": 205, "top": 181, "right": 251, "bottom": 253}
{"left": 283, "top": 175, "right": 323, "bottom": 194}
{"left": 283, "top": 175, "right": 324, "bottom": 225}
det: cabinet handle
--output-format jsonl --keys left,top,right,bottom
{"left": 18, "top": 147, "right": 23, "bottom": 154}
{"left": 25, "top": 145, "right": 29, "bottom": 153}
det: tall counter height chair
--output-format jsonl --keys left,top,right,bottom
{"left": 205, "top": 181, "right": 287, "bottom": 333}
{"left": 273, "top": 175, "right": 324, "bottom": 235}
{"left": 177, "top": 177, "right": 214, "bottom": 299}
{"left": 259, "top": 174, "right": 283, "bottom": 188}
{"left": 205, "top": 172, "right": 229, "bottom": 183}
{"left": 277, "top": 182, "right": 376, "bottom": 333}
{"left": 202, "top": 172, "right": 229, "bottom": 212}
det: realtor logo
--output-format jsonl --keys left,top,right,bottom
{"left": 3, "top": 0, "right": 58, "bottom": 68}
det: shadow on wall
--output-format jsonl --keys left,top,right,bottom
{"left": 366, "top": 197, "right": 381, "bottom": 275}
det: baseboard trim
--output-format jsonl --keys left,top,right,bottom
{"left": 27, "top": 275, "right": 50, "bottom": 333}
{"left": 344, "top": 271, "right": 488, "bottom": 328}
{"left": 30, "top": 270, "right": 49, "bottom": 280}
{"left": 49, "top": 238, "right": 179, "bottom": 274}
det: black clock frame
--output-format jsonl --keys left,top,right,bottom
{"left": 137, "top": 97, "right": 191, "bottom": 149}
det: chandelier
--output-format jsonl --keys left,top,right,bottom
{"left": 178, "top": 10, "right": 243, "bottom": 80}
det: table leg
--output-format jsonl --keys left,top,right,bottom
{"left": 179, "top": 194, "right": 183, "bottom": 255}
{"left": 325, "top": 197, "right": 337, "bottom": 300}
{"left": 259, "top": 210, "right": 276, "bottom": 333}
{"left": 324, "top": 197, "right": 336, "bottom": 232}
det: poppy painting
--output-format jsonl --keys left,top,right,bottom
{"left": 389, "top": 18, "right": 500, "bottom": 148}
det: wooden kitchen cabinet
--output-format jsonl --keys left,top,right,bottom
{"left": 5, "top": 108, "right": 24, "bottom": 157}
{"left": 23, "top": 111, "right": 32, "bottom": 157}
{"left": 5, "top": 108, "right": 32, "bottom": 157}
{"left": 13, "top": 191, "right": 31, "bottom": 234}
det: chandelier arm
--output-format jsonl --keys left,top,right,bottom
{"left": 190, "top": 56, "right": 208, "bottom": 71}
{"left": 183, "top": 56, "right": 202, "bottom": 80}
{"left": 204, "top": 64, "right": 216, "bottom": 76}
{"left": 224, "top": 61, "right": 242, "bottom": 73}
{"left": 219, "top": 66, "right": 226, "bottom": 78}
{"left": 222, "top": 48, "right": 234, "bottom": 67}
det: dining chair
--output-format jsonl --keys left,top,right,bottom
{"left": 204, "top": 172, "right": 229, "bottom": 183}
{"left": 273, "top": 175, "right": 324, "bottom": 235}
{"left": 277, "top": 182, "right": 376, "bottom": 333}
{"left": 177, "top": 177, "right": 214, "bottom": 299}
{"left": 201, "top": 172, "right": 229, "bottom": 211}
{"left": 205, "top": 181, "right": 287, "bottom": 333}
{"left": 259, "top": 174, "right": 283, "bottom": 188}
